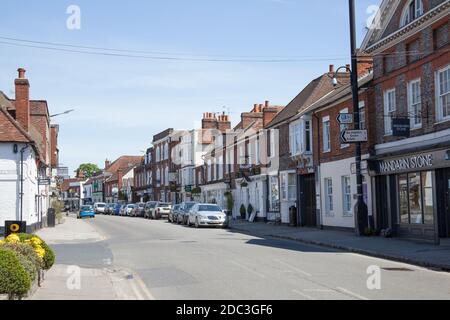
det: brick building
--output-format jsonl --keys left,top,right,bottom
{"left": 152, "top": 129, "right": 181, "bottom": 203}
{"left": 361, "top": 0, "right": 449, "bottom": 243}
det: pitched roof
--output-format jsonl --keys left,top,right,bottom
{"left": 0, "top": 106, "right": 34, "bottom": 143}
{"left": 266, "top": 72, "right": 350, "bottom": 128}
{"left": 106, "top": 156, "right": 142, "bottom": 173}
{"left": 298, "top": 72, "right": 373, "bottom": 116}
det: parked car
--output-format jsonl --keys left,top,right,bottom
{"left": 188, "top": 204, "right": 228, "bottom": 228}
{"left": 94, "top": 203, "right": 107, "bottom": 214}
{"left": 169, "top": 204, "right": 181, "bottom": 223}
{"left": 78, "top": 205, "right": 95, "bottom": 219}
{"left": 131, "top": 203, "right": 145, "bottom": 217}
{"left": 112, "top": 203, "right": 122, "bottom": 216}
{"left": 144, "top": 201, "right": 158, "bottom": 219}
{"left": 105, "top": 203, "right": 116, "bottom": 215}
{"left": 119, "top": 204, "right": 127, "bottom": 216}
{"left": 152, "top": 202, "right": 172, "bottom": 219}
{"left": 125, "top": 204, "right": 136, "bottom": 216}
{"left": 179, "top": 202, "right": 197, "bottom": 225}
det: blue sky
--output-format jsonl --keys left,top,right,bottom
{"left": 0, "top": 0, "right": 380, "bottom": 174}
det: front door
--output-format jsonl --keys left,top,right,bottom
{"left": 446, "top": 170, "right": 450, "bottom": 237}
{"left": 299, "top": 174, "right": 317, "bottom": 227}
{"left": 437, "top": 168, "right": 450, "bottom": 238}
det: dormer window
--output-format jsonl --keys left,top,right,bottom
{"left": 400, "top": 0, "right": 423, "bottom": 27}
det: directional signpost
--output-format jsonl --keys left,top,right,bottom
{"left": 341, "top": 130, "right": 368, "bottom": 143}
{"left": 337, "top": 113, "right": 354, "bottom": 125}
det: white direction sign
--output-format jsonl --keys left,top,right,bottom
{"left": 337, "top": 113, "right": 353, "bottom": 124}
{"left": 341, "top": 130, "right": 368, "bottom": 143}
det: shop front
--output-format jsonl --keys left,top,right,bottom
{"left": 370, "top": 148, "right": 450, "bottom": 244}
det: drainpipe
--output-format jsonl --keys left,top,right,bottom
{"left": 20, "top": 144, "right": 30, "bottom": 222}
{"left": 312, "top": 112, "right": 323, "bottom": 230}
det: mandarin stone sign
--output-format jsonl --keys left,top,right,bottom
{"left": 378, "top": 154, "right": 433, "bottom": 173}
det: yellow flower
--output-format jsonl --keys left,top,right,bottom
{"left": 34, "top": 245, "right": 45, "bottom": 258}
{"left": 6, "top": 234, "right": 20, "bottom": 243}
{"left": 31, "top": 237, "right": 42, "bottom": 245}
{"left": 0, "top": 240, "right": 5, "bottom": 246}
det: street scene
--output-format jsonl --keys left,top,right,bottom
{"left": 0, "top": 0, "right": 450, "bottom": 304}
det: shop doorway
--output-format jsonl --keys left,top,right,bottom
{"left": 437, "top": 169, "right": 450, "bottom": 238}
{"left": 298, "top": 174, "right": 317, "bottom": 227}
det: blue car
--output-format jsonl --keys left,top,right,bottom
{"left": 113, "top": 203, "right": 122, "bottom": 216}
{"left": 78, "top": 205, "right": 95, "bottom": 219}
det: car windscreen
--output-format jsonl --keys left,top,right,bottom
{"left": 81, "top": 206, "right": 92, "bottom": 211}
{"left": 185, "top": 203, "right": 196, "bottom": 210}
{"left": 158, "top": 203, "right": 171, "bottom": 207}
{"left": 127, "top": 205, "right": 135, "bottom": 208}
{"left": 97, "top": 204, "right": 106, "bottom": 208}
{"left": 198, "top": 205, "right": 221, "bottom": 212}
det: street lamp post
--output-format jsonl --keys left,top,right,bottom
{"left": 348, "top": 0, "right": 368, "bottom": 236}
{"left": 50, "top": 109, "right": 75, "bottom": 118}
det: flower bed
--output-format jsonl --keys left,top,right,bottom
{"left": 0, "top": 233, "right": 55, "bottom": 300}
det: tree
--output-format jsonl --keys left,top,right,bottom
{"left": 75, "top": 163, "right": 100, "bottom": 178}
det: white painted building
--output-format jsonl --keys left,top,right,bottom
{"left": 0, "top": 142, "right": 39, "bottom": 231}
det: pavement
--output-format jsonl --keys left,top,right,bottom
{"left": 25, "top": 214, "right": 450, "bottom": 300}
{"left": 30, "top": 215, "right": 154, "bottom": 300}
{"left": 229, "top": 220, "right": 450, "bottom": 271}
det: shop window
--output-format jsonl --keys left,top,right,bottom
{"left": 397, "top": 171, "right": 434, "bottom": 225}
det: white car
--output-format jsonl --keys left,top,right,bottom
{"left": 94, "top": 203, "right": 107, "bottom": 214}
{"left": 125, "top": 204, "right": 136, "bottom": 216}
{"left": 152, "top": 202, "right": 172, "bottom": 219}
{"left": 188, "top": 204, "right": 228, "bottom": 228}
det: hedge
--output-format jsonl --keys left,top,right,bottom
{"left": 0, "top": 249, "right": 31, "bottom": 299}
{"left": 2, "top": 242, "right": 42, "bottom": 285}
{"left": 17, "top": 234, "right": 55, "bottom": 270}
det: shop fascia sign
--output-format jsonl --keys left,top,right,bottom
{"left": 378, "top": 154, "right": 433, "bottom": 174}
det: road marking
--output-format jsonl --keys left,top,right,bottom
{"left": 303, "top": 289, "right": 334, "bottom": 293}
{"left": 230, "top": 261, "right": 266, "bottom": 279}
{"left": 277, "top": 260, "right": 312, "bottom": 277}
{"left": 336, "top": 287, "right": 369, "bottom": 300}
{"left": 130, "top": 281, "right": 144, "bottom": 300}
{"left": 292, "top": 289, "right": 316, "bottom": 300}
{"left": 135, "top": 274, "right": 155, "bottom": 300}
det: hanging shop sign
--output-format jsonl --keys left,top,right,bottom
{"left": 392, "top": 118, "right": 410, "bottom": 137}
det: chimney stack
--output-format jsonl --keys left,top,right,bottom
{"left": 105, "top": 159, "right": 111, "bottom": 170}
{"left": 265, "top": 100, "right": 270, "bottom": 108}
{"left": 346, "top": 64, "right": 351, "bottom": 72}
{"left": 217, "top": 112, "right": 231, "bottom": 132}
{"left": 14, "top": 68, "right": 30, "bottom": 132}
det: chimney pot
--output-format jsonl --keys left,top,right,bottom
{"left": 18, "top": 68, "right": 26, "bottom": 79}
{"left": 329, "top": 65, "right": 335, "bottom": 73}
{"left": 265, "top": 100, "right": 269, "bottom": 108}
{"left": 346, "top": 64, "right": 351, "bottom": 72}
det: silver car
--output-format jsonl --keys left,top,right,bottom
{"left": 179, "top": 201, "right": 197, "bottom": 225}
{"left": 153, "top": 202, "right": 172, "bottom": 220}
{"left": 188, "top": 204, "right": 228, "bottom": 228}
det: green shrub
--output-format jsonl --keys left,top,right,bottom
{"left": 17, "top": 234, "right": 55, "bottom": 270}
{"left": 240, "top": 204, "right": 246, "bottom": 219}
{"left": 0, "top": 249, "right": 31, "bottom": 299}
{"left": 247, "top": 204, "right": 254, "bottom": 216}
{"left": 1, "top": 243, "right": 40, "bottom": 283}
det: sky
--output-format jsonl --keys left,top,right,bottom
{"left": 0, "top": 0, "right": 380, "bottom": 175}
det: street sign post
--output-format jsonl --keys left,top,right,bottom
{"left": 337, "top": 113, "right": 354, "bottom": 124}
{"left": 341, "top": 130, "right": 368, "bottom": 143}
